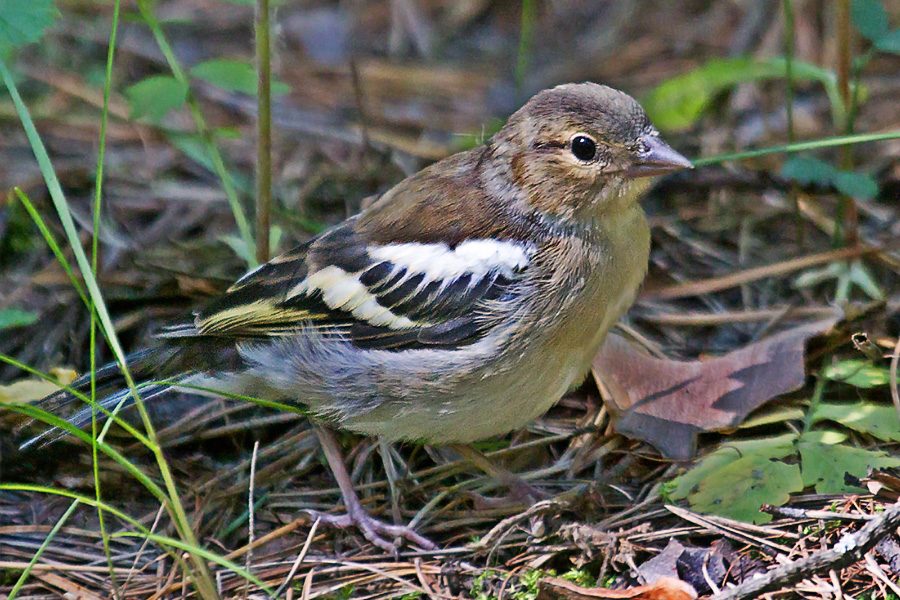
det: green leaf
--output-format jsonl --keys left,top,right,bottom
{"left": 812, "top": 400, "right": 900, "bottom": 441}
{"left": 833, "top": 170, "right": 879, "bottom": 199}
{"left": 220, "top": 226, "right": 280, "bottom": 265}
{"left": 124, "top": 76, "right": 188, "bottom": 120}
{"left": 0, "top": 0, "right": 59, "bottom": 49}
{"left": 190, "top": 59, "right": 290, "bottom": 95}
{"left": 851, "top": 0, "right": 889, "bottom": 41}
{"left": 824, "top": 359, "right": 891, "bottom": 388}
{"left": 670, "top": 434, "right": 798, "bottom": 500}
{"left": 169, "top": 133, "right": 252, "bottom": 193}
{"left": 643, "top": 57, "right": 836, "bottom": 131}
{"left": 799, "top": 429, "right": 900, "bottom": 493}
{"left": 781, "top": 156, "right": 837, "bottom": 186}
{"left": 688, "top": 446, "right": 803, "bottom": 524}
{"left": 0, "top": 308, "right": 38, "bottom": 329}
{"left": 671, "top": 434, "right": 804, "bottom": 523}
{"left": 875, "top": 29, "right": 900, "bottom": 53}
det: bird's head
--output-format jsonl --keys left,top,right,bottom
{"left": 491, "top": 82, "right": 692, "bottom": 223}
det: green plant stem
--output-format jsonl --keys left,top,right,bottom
{"left": 0, "top": 57, "right": 219, "bottom": 600}
{"left": 783, "top": 0, "right": 795, "bottom": 143}
{"left": 255, "top": 0, "right": 272, "bottom": 263}
{"left": 12, "top": 189, "right": 88, "bottom": 306}
{"left": 515, "top": 0, "right": 536, "bottom": 97}
{"left": 836, "top": 0, "right": 858, "bottom": 247}
{"left": 783, "top": 0, "right": 803, "bottom": 246}
{"left": 802, "top": 376, "right": 827, "bottom": 437}
{"left": 692, "top": 129, "right": 900, "bottom": 166}
{"left": 0, "top": 484, "right": 271, "bottom": 594}
{"left": 136, "top": 0, "right": 256, "bottom": 266}
{"left": 91, "top": 0, "right": 122, "bottom": 595}
{"left": 7, "top": 500, "right": 80, "bottom": 599}
{"left": 836, "top": 0, "right": 852, "bottom": 126}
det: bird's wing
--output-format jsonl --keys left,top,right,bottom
{"left": 165, "top": 220, "right": 535, "bottom": 350}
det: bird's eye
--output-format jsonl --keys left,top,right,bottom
{"left": 571, "top": 135, "right": 597, "bottom": 161}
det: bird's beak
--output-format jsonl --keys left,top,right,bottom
{"left": 625, "top": 136, "right": 693, "bottom": 179}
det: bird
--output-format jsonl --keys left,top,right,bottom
{"left": 27, "top": 82, "right": 692, "bottom": 551}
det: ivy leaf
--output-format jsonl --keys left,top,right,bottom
{"left": 689, "top": 449, "right": 802, "bottom": 524}
{"left": 781, "top": 156, "right": 836, "bottom": 186}
{"left": 191, "top": 59, "right": 290, "bottom": 95}
{"left": 851, "top": 0, "right": 889, "bottom": 41}
{"left": 833, "top": 170, "right": 879, "bottom": 200}
{"left": 0, "top": 308, "right": 38, "bottom": 329}
{"left": 673, "top": 434, "right": 802, "bottom": 523}
{"left": 824, "top": 359, "right": 890, "bottom": 388}
{"left": 812, "top": 400, "right": 900, "bottom": 442}
{"left": 125, "top": 76, "right": 188, "bottom": 120}
{"left": 875, "top": 29, "right": 900, "bottom": 53}
{"left": 799, "top": 430, "right": 900, "bottom": 493}
{"left": 0, "top": 0, "right": 59, "bottom": 48}
{"left": 670, "top": 434, "right": 798, "bottom": 500}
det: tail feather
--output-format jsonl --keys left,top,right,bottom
{"left": 22, "top": 347, "right": 186, "bottom": 449}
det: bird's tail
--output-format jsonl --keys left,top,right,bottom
{"left": 21, "top": 347, "right": 188, "bottom": 449}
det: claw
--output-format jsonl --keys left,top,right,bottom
{"left": 306, "top": 508, "right": 436, "bottom": 552}
{"left": 312, "top": 426, "right": 437, "bottom": 552}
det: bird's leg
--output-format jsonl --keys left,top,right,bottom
{"left": 307, "top": 425, "right": 436, "bottom": 552}
{"left": 448, "top": 443, "right": 547, "bottom": 504}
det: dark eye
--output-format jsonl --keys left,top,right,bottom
{"left": 571, "top": 135, "right": 597, "bottom": 161}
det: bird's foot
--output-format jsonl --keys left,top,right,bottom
{"left": 306, "top": 508, "right": 436, "bottom": 552}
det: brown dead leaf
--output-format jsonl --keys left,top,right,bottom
{"left": 592, "top": 315, "right": 840, "bottom": 459}
{"left": 537, "top": 576, "right": 697, "bottom": 600}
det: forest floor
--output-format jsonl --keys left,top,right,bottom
{"left": 2, "top": 1, "right": 900, "bottom": 598}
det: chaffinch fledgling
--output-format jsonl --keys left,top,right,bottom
{"left": 31, "top": 82, "right": 691, "bottom": 550}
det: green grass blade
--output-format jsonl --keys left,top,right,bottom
{"left": 0, "top": 484, "right": 272, "bottom": 594}
{"left": 1, "top": 55, "right": 218, "bottom": 599}
{"left": 693, "top": 130, "right": 900, "bottom": 166}
{"left": 89, "top": 1, "right": 122, "bottom": 592}
{"left": 12, "top": 189, "right": 88, "bottom": 305}
{"left": 136, "top": 0, "right": 255, "bottom": 266}
{"left": 6, "top": 500, "right": 80, "bottom": 600}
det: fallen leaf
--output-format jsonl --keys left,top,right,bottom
{"left": 682, "top": 437, "right": 803, "bottom": 523}
{"left": 0, "top": 368, "right": 77, "bottom": 405}
{"left": 592, "top": 315, "right": 840, "bottom": 459}
{"left": 812, "top": 400, "right": 900, "bottom": 441}
{"left": 638, "top": 538, "right": 684, "bottom": 583}
{"left": 799, "top": 431, "right": 900, "bottom": 493}
{"left": 537, "top": 576, "right": 696, "bottom": 600}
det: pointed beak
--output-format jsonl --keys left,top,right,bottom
{"left": 625, "top": 136, "right": 693, "bottom": 179}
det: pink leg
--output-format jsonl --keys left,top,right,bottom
{"left": 307, "top": 426, "right": 436, "bottom": 552}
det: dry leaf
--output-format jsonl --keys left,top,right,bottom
{"left": 0, "top": 368, "right": 77, "bottom": 405}
{"left": 537, "top": 576, "right": 696, "bottom": 600}
{"left": 592, "top": 315, "right": 840, "bottom": 459}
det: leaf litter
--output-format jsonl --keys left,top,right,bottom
{"left": 3, "top": 0, "right": 900, "bottom": 598}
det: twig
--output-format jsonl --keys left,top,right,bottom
{"left": 890, "top": 334, "right": 900, "bottom": 420}
{"left": 761, "top": 504, "right": 875, "bottom": 522}
{"left": 244, "top": 440, "right": 259, "bottom": 599}
{"left": 666, "top": 505, "right": 794, "bottom": 554}
{"left": 271, "top": 517, "right": 320, "bottom": 599}
{"left": 712, "top": 498, "right": 900, "bottom": 600}
{"left": 414, "top": 557, "right": 440, "bottom": 600}
{"left": 642, "top": 242, "right": 899, "bottom": 300}
{"left": 864, "top": 552, "right": 900, "bottom": 597}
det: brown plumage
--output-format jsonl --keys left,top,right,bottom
{"left": 31, "top": 82, "right": 692, "bottom": 550}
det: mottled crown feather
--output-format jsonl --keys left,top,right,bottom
{"left": 497, "top": 82, "right": 651, "bottom": 146}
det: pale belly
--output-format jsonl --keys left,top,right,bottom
{"left": 340, "top": 220, "right": 649, "bottom": 443}
{"left": 234, "top": 206, "right": 651, "bottom": 444}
